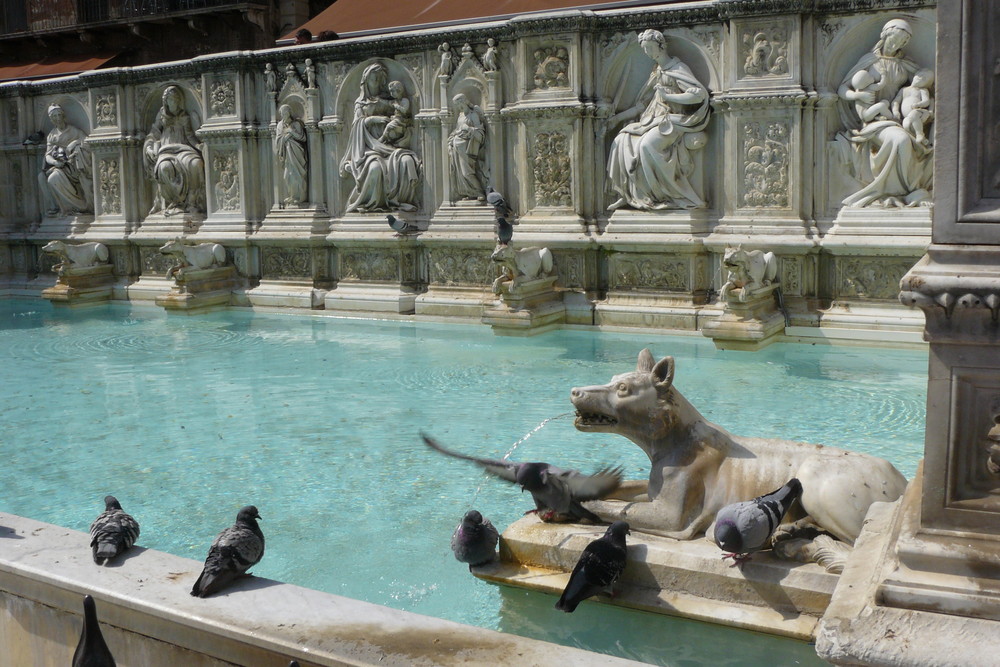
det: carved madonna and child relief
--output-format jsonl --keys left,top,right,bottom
{"left": 835, "top": 18, "right": 934, "bottom": 208}
{"left": 339, "top": 63, "right": 422, "bottom": 213}
{"left": 143, "top": 85, "right": 206, "bottom": 217}
{"left": 606, "top": 29, "right": 711, "bottom": 211}
{"left": 38, "top": 103, "right": 93, "bottom": 217}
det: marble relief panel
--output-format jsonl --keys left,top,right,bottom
{"left": 262, "top": 247, "right": 312, "bottom": 280}
{"left": 340, "top": 249, "right": 398, "bottom": 282}
{"left": 837, "top": 257, "right": 915, "bottom": 300}
{"left": 610, "top": 254, "right": 688, "bottom": 291}
{"left": 429, "top": 247, "right": 491, "bottom": 286}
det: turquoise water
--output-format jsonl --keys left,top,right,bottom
{"left": 0, "top": 300, "right": 927, "bottom": 665}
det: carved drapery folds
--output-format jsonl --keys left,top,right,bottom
{"left": 448, "top": 94, "right": 489, "bottom": 202}
{"left": 38, "top": 103, "right": 93, "bottom": 217}
{"left": 275, "top": 104, "right": 308, "bottom": 207}
{"left": 143, "top": 85, "right": 206, "bottom": 216}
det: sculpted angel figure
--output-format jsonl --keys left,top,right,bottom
{"left": 274, "top": 104, "right": 308, "bottom": 207}
{"left": 38, "top": 104, "right": 93, "bottom": 216}
{"left": 836, "top": 18, "right": 933, "bottom": 207}
{"left": 448, "top": 93, "right": 488, "bottom": 202}
{"left": 143, "top": 86, "right": 205, "bottom": 216}
{"left": 606, "top": 29, "right": 711, "bottom": 210}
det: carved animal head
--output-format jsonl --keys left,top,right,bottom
{"left": 490, "top": 243, "right": 513, "bottom": 264}
{"left": 159, "top": 238, "right": 184, "bottom": 256}
{"left": 570, "top": 349, "right": 683, "bottom": 458}
{"left": 723, "top": 245, "right": 749, "bottom": 270}
{"left": 42, "top": 240, "right": 67, "bottom": 257}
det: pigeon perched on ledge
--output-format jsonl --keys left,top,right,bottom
{"left": 72, "top": 595, "right": 116, "bottom": 667}
{"left": 90, "top": 495, "right": 140, "bottom": 565}
{"left": 556, "top": 520, "right": 630, "bottom": 613}
{"left": 495, "top": 217, "right": 514, "bottom": 245}
{"left": 451, "top": 509, "right": 499, "bottom": 569}
{"left": 191, "top": 505, "right": 265, "bottom": 598}
{"left": 486, "top": 187, "right": 512, "bottom": 218}
{"left": 714, "top": 478, "right": 803, "bottom": 567}
{"left": 387, "top": 214, "right": 419, "bottom": 235}
{"left": 422, "top": 433, "right": 622, "bottom": 524}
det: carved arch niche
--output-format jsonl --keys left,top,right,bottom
{"left": 441, "top": 70, "right": 492, "bottom": 206}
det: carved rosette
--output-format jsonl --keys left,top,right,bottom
{"left": 532, "top": 132, "right": 572, "bottom": 207}
{"left": 740, "top": 120, "right": 790, "bottom": 208}
{"left": 262, "top": 247, "right": 312, "bottom": 280}
{"left": 95, "top": 94, "right": 117, "bottom": 127}
{"left": 838, "top": 257, "right": 914, "bottom": 300}
{"left": 210, "top": 80, "right": 236, "bottom": 117}
{"left": 610, "top": 255, "right": 688, "bottom": 291}
{"left": 99, "top": 158, "right": 121, "bottom": 215}
{"left": 740, "top": 25, "right": 790, "bottom": 78}
{"left": 212, "top": 151, "right": 241, "bottom": 211}
{"left": 340, "top": 249, "right": 398, "bottom": 282}
{"left": 429, "top": 248, "right": 491, "bottom": 286}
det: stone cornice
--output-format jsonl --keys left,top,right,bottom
{"left": 713, "top": 90, "right": 813, "bottom": 110}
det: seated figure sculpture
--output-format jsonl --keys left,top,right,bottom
{"left": 570, "top": 350, "right": 907, "bottom": 555}
{"left": 144, "top": 86, "right": 206, "bottom": 216}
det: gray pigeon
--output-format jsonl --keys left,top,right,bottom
{"left": 713, "top": 478, "right": 803, "bottom": 567}
{"left": 555, "top": 521, "right": 630, "bottom": 612}
{"left": 90, "top": 495, "right": 140, "bottom": 565}
{"left": 451, "top": 509, "right": 499, "bottom": 569}
{"left": 72, "top": 595, "right": 116, "bottom": 667}
{"left": 191, "top": 505, "right": 265, "bottom": 598}
{"left": 387, "top": 213, "right": 419, "bottom": 235}
{"left": 486, "top": 187, "right": 512, "bottom": 218}
{"left": 422, "top": 433, "right": 622, "bottom": 524}
{"left": 495, "top": 217, "right": 514, "bottom": 245}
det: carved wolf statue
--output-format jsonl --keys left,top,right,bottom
{"left": 42, "top": 240, "right": 109, "bottom": 272}
{"left": 570, "top": 349, "right": 907, "bottom": 547}
{"left": 159, "top": 238, "right": 226, "bottom": 279}
{"left": 720, "top": 245, "right": 777, "bottom": 303}
{"left": 491, "top": 243, "right": 554, "bottom": 294}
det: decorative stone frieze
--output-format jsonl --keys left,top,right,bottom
{"left": 212, "top": 151, "right": 241, "bottom": 212}
{"left": 262, "top": 247, "right": 311, "bottom": 279}
{"left": 739, "top": 120, "right": 790, "bottom": 208}
{"left": 609, "top": 255, "right": 688, "bottom": 291}
{"left": 429, "top": 247, "right": 490, "bottom": 286}
{"left": 340, "top": 249, "right": 399, "bottom": 282}
{"left": 531, "top": 132, "right": 571, "bottom": 208}
{"left": 838, "top": 256, "right": 914, "bottom": 300}
{"left": 98, "top": 158, "right": 121, "bottom": 216}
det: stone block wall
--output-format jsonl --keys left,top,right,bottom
{"left": 0, "top": 0, "right": 936, "bottom": 336}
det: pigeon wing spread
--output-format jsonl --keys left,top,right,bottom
{"left": 191, "top": 511, "right": 265, "bottom": 598}
{"left": 90, "top": 498, "right": 140, "bottom": 565}
{"left": 421, "top": 433, "right": 519, "bottom": 483}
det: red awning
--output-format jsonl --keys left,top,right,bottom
{"left": 285, "top": 0, "right": 670, "bottom": 40}
{"left": 0, "top": 53, "right": 118, "bottom": 82}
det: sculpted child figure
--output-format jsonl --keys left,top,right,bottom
{"left": 377, "top": 81, "right": 411, "bottom": 146}
{"left": 850, "top": 69, "right": 892, "bottom": 123}
{"left": 893, "top": 68, "right": 934, "bottom": 145}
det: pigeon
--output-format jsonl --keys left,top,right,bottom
{"left": 486, "top": 187, "right": 512, "bottom": 218}
{"left": 495, "top": 217, "right": 514, "bottom": 245}
{"left": 89, "top": 495, "right": 140, "bottom": 565}
{"left": 22, "top": 130, "right": 45, "bottom": 145}
{"left": 713, "top": 478, "right": 803, "bottom": 567}
{"left": 289, "top": 662, "right": 300, "bottom": 667}
{"left": 387, "top": 213, "right": 419, "bottom": 235}
{"left": 72, "top": 595, "right": 116, "bottom": 667}
{"left": 191, "top": 505, "right": 265, "bottom": 598}
{"left": 422, "top": 433, "right": 622, "bottom": 524}
{"left": 555, "top": 521, "right": 630, "bottom": 613}
{"left": 451, "top": 510, "right": 500, "bottom": 569}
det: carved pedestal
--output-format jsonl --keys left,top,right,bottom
{"left": 482, "top": 275, "right": 565, "bottom": 335}
{"left": 260, "top": 205, "right": 329, "bottom": 235}
{"left": 701, "top": 284, "right": 786, "bottom": 350}
{"left": 137, "top": 212, "right": 205, "bottom": 236}
{"left": 31, "top": 214, "right": 94, "bottom": 238}
{"left": 40, "top": 264, "right": 114, "bottom": 306}
{"left": 155, "top": 265, "right": 236, "bottom": 313}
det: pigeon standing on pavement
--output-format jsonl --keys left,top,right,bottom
{"left": 422, "top": 433, "right": 622, "bottom": 523}
{"left": 191, "top": 505, "right": 265, "bottom": 598}
{"left": 486, "top": 187, "right": 511, "bottom": 219}
{"left": 495, "top": 217, "right": 514, "bottom": 245}
{"left": 555, "top": 521, "right": 630, "bottom": 613}
{"left": 451, "top": 510, "right": 500, "bottom": 569}
{"left": 72, "top": 595, "right": 116, "bottom": 667}
{"left": 713, "top": 478, "right": 803, "bottom": 567}
{"left": 90, "top": 495, "right": 140, "bottom": 565}
{"left": 387, "top": 213, "right": 419, "bottom": 235}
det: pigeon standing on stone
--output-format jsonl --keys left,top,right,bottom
{"left": 72, "top": 595, "right": 116, "bottom": 667}
{"left": 495, "top": 217, "right": 514, "bottom": 245}
{"left": 422, "top": 433, "right": 622, "bottom": 523}
{"left": 191, "top": 505, "right": 265, "bottom": 598}
{"left": 90, "top": 495, "right": 140, "bottom": 565}
{"left": 555, "top": 520, "right": 630, "bottom": 613}
{"left": 486, "top": 187, "right": 512, "bottom": 218}
{"left": 387, "top": 213, "right": 419, "bottom": 235}
{"left": 713, "top": 478, "right": 803, "bottom": 567}
{"left": 451, "top": 509, "right": 500, "bottom": 569}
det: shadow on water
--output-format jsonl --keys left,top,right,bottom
{"left": 496, "top": 587, "right": 826, "bottom": 666}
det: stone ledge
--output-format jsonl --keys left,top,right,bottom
{"left": 0, "top": 512, "right": 648, "bottom": 667}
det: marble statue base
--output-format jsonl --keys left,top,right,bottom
{"left": 137, "top": 212, "right": 205, "bottom": 236}
{"left": 31, "top": 213, "right": 94, "bottom": 238}
{"left": 476, "top": 514, "right": 836, "bottom": 640}
{"left": 604, "top": 208, "right": 711, "bottom": 236}
{"left": 430, "top": 200, "right": 495, "bottom": 233}
{"left": 826, "top": 206, "right": 932, "bottom": 241}
{"left": 482, "top": 275, "right": 566, "bottom": 335}
{"left": 701, "top": 284, "right": 786, "bottom": 350}
{"left": 155, "top": 265, "right": 237, "bottom": 313}
{"left": 260, "top": 205, "right": 330, "bottom": 235}
{"left": 40, "top": 264, "right": 114, "bottom": 307}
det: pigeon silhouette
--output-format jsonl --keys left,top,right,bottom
{"left": 72, "top": 595, "right": 116, "bottom": 667}
{"left": 451, "top": 509, "right": 500, "bottom": 569}
{"left": 495, "top": 217, "right": 514, "bottom": 245}
{"left": 422, "top": 433, "right": 622, "bottom": 523}
{"left": 191, "top": 505, "right": 265, "bottom": 598}
{"left": 90, "top": 495, "right": 140, "bottom": 565}
{"left": 387, "top": 213, "right": 418, "bottom": 235}
{"left": 714, "top": 478, "right": 803, "bottom": 567}
{"left": 555, "top": 521, "right": 630, "bottom": 612}
{"left": 486, "top": 186, "right": 511, "bottom": 218}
